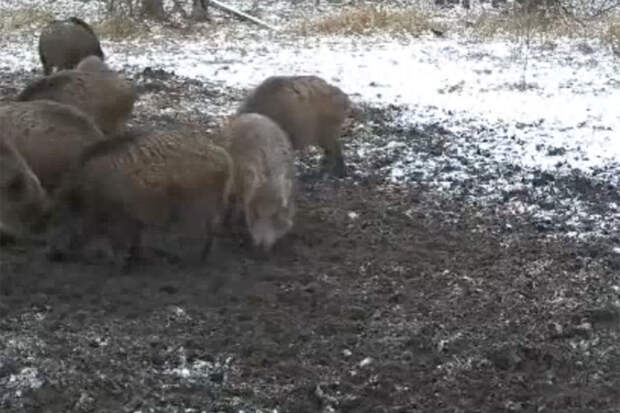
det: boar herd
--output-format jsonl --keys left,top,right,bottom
{"left": 0, "top": 17, "right": 352, "bottom": 267}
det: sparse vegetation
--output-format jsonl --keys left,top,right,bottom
{"left": 604, "top": 18, "right": 620, "bottom": 53}
{"left": 472, "top": 6, "right": 582, "bottom": 41}
{"left": 471, "top": 1, "right": 620, "bottom": 43}
{"left": 296, "top": 4, "right": 440, "bottom": 36}
{"left": 94, "top": 14, "right": 151, "bottom": 40}
{"left": 467, "top": 3, "right": 619, "bottom": 90}
{"left": 0, "top": 7, "right": 54, "bottom": 33}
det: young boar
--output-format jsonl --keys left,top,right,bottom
{"left": 0, "top": 139, "right": 50, "bottom": 239}
{"left": 0, "top": 100, "right": 106, "bottom": 192}
{"left": 237, "top": 75, "right": 351, "bottom": 177}
{"left": 38, "top": 17, "right": 104, "bottom": 75}
{"left": 75, "top": 54, "right": 111, "bottom": 72}
{"left": 54, "top": 129, "right": 234, "bottom": 265}
{"left": 17, "top": 56, "right": 137, "bottom": 136}
{"left": 221, "top": 113, "right": 296, "bottom": 253}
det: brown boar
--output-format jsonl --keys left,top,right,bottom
{"left": 221, "top": 113, "right": 295, "bottom": 253}
{"left": 237, "top": 75, "right": 350, "bottom": 177}
{"left": 17, "top": 57, "right": 137, "bottom": 136}
{"left": 0, "top": 100, "right": 106, "bottom": 193}
{"left": 54, "top": 129, "right": 234, "bottom": 265}
{"left": 38, "top": 17, "right": 104, "bottom": 75}
{"left": 0, "top": 139, "right": 50, "bottom": 239}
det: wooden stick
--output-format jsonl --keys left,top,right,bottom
{"left": 209, "top": 0, "right": 281, "bottom": 31}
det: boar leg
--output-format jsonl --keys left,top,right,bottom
{"left": 39, "top": 51, "right": 52, "bottom": 75}
{"left": 172, "top": 201, "right": 220, "bottom": 265}
{"left": 200, "top": 234, "right": 217, "bottom": 262}
{"left": 105, "top": 215, "right": 143, "bottom": 271}
{"left": 319, "top": 124, "right": 346, "bottom": 177}
{"left": 44, "top": 203, "right": 90, "bottom": 262}
{"left": 201, "top": 209, "right": 228, "bottom": 264}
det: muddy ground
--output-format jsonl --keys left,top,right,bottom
{"left": 1, "top": 68, "right": 619, "bottom": 413}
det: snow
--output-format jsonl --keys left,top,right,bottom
{"left": 3, "top": 30, "right": 617, "bottom": 173}
{"left": 0, "top": 0, "right": 618, "bottom": 241}
{"left": 117, "top": 35, "right": 619, "bottom": 172}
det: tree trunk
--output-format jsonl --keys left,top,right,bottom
{"left": 141, "top": 0, "right": 166, "bottom": 21}
{"left": 170, "top": 0, "right": 189, "bottom": 19}
{"left": 191, "top": 0, "right": 210, "bottom": 21}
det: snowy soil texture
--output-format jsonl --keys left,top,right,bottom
{"left": 0, "top": 0, "right": 618, "bottom": 243}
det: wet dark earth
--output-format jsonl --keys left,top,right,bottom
{"left": 1, "top": 68, "right": 620, "bottom": 413}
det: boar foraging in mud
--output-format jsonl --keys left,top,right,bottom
{"left": 38, "top": 17, "right": 104, "bottom": 75}
{"left": 0, "top": 139, "right": 50, "bottom": 240}
{"left": 222, "top": 113, "right": 296, "bottom": 253}
{"left": 17, "top": 55, "right": 137, "bottom": 136}
{"left": 237, "top": 75, "right": 350, "bottom": 177}
{"left": 0, "top": 100, "right": 106, "bottom": 192}
{"left": 53, "top": 130, "right": 234, "bottom": 266}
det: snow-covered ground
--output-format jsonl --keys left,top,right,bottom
{"left": 109, "top": 34, "right": 619, "bottom": 172}
{"left": 4, "top": 29, "right": 618, "bottom": 169}
{"left": 0, "top": 0, "right": 618, "bottom": 241}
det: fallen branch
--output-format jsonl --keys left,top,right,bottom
{"left": 209, "top": 0, "right": 280, "bottom": 31}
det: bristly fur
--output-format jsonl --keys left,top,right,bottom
{"left": 16, "top": 74, "right": 74, "bottom": 101}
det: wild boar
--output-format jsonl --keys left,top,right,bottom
{"left": 53, "top": 129, "right": 234, "bottom": 266}
{"left": 38, "top": 17, "right": 104, "bottom": 75}
{"left": 221, "top": 113, "right": 295, "bottom": 253}
{"left": 16, "top": 57, "right": 137, "bottom": 136}
{"left": 0, "top": 139, "right": 50, "bottom": 239}
{"left": 0, "top": 100, "right": 106, "bottom": 193}
{"left": 75, "top": 54, "right": 111, "bottom": 72}
{"left": 237, "top": 75, "right": 351, "bottom": 177}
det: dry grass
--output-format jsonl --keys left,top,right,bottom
{"left": 471, "top": 8, "right": 581, "bottom": 42}
{"left": 296, "top": 5, "right": 439, "bottom": 36}
{"left": 471, "top": 6, "right": 620, "bottom": 44}
{"left": 94, "top": 15, "right": 151, "bottom": 41}
{"left": 0, "top": 7, "right": 54, "bottom": 33}
{"left": 604, "top": 19, "right": 620, "bottom": 54}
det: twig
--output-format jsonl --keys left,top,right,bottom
{"left": 209, "top": 0, "right": 280, "bottom": 31}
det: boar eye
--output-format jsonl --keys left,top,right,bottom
{"left": 6, "top": 175, "right": 25, "bottom": 201}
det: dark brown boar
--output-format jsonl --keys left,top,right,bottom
{"left": 0, "top": 100, "right": 106, "bottom": 193}
{"left": 221, "top": 113, "right": 295, "bottom": 253}
{"left": 54, "top": 129, "right": 234, "bottom": 266}
{"left": 237, "top": 75, "right": 351, "bottom": 177}
{"left": 17, "top": 57, "right": 137, "bottom": 136}
{"left": 0, "top": 139, "right": 50, "bottom": 239}
{"left": 38, "top": 17, "right": 104, "bottom": 75}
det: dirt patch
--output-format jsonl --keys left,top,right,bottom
{"left": 1, "top": 68, "right": 619, "bottom": 413}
